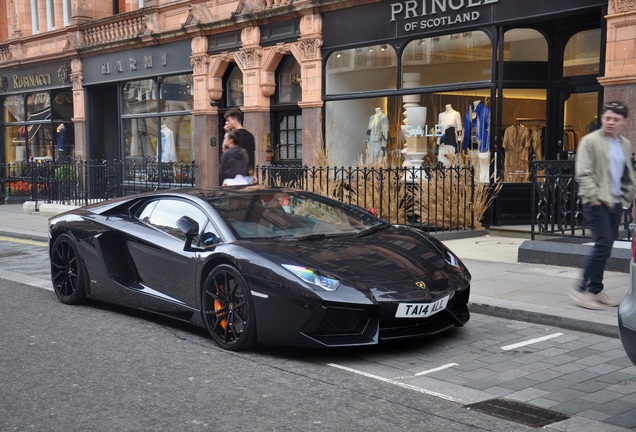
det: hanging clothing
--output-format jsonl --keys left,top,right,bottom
{"left": 463, "top": 102, "right": 490, "bottom": 152}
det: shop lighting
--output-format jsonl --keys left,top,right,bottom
{"left": 369, "top": 47, "right": 374, "bottom": 53}
{"left": 336, "top": 51, "right": 342, "bottom": 58}
{"left": 418, "top": 39, "right": 426, "bottom": 46}
{"left": 380, "top": 45, "right": 387, "bottom": 52}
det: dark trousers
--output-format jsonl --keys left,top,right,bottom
{"left": 580, "top": 202, "right": 622, "bottom": 294}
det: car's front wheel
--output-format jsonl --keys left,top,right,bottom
{"left": 202, "top": 264, "right": 256, "bottom": 351}
{"left": 50, "top": 234, "right": 88, "bottom": 305}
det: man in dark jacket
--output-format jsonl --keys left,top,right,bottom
{"left": 219, "top": 131, "right": 249, "bottom": 185}
{"left": 224, "top": 109, "right": 255, "bottom": 182}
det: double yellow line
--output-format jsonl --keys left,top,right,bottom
{"left": 0, "top": 235, "right": 48, "bottom": 247}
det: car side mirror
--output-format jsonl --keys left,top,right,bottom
{"left": 176, "top": 216, "right": 199, "bottom": 250}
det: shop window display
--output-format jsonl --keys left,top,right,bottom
{"left": 325, "top": 90, "right": 492, "bottom": 169}
{"left": 500, "top": 89, "right": 547, "bottom": 183}
{"left": 122, "top": 75, "right": 193, "bottom": 168}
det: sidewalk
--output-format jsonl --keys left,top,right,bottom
{"left": 0, "top": 202, "right": 627, "bottom": 338}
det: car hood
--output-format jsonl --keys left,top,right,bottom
{"left": 241, "top": 226, "right": 470, "bottom": 302}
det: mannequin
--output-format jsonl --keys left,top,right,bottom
{"left": 56, "top": 123, "right": 67, "bottom": 160}
{"left": 463, "top": 100, "right": 491, "bottom": 182}
{"left": 160, "top": 123, "right": 176, "bottom": 162}
{"left": 437, "top": 104, "right": 462, "bottom": 167}
{"left": 366, "top": 107, "right": 389, "bottom": 162}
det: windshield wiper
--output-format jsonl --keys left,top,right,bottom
{"left": 355, "top": 222, "right": 391, "bottom": 238}
{"left": 291, "top": 233, "right": 327, "bottom": 241}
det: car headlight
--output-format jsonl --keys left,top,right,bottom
{"left": 282, "top": 265, "right": 341, "bottom": 291}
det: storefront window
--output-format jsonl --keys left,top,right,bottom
{"left": 52, "top": 91, "right": 74, "bottom": 160}
{"left": 503, "top": 29, "right": 548, "bottom": 61}
{"left": 122, "top": 75, "right": 193, "bottom": 168}
{"left": 325, "top": 90, "right": 492, "bottom": 168}
{"left": 563, "top": 91, "right": 598, "bottom": 153}
{"left": 563, "top": 29, "right": 601, "bottom": 77}
{"left": 326, "top": 44, "right": 397, "bottom": 94}
{"left": 500, "top": 89, "right": 547, "bottom": 183}
{"left": 277, "top": 56, "right": 302, "bottom": 103}
{"left": 402, "top": 31, "right": 492, "bottom": 87}
{"left": 160, "top": 74, "right": 193, "bottom": 112}
{"left": 123, "top": 79, "right": 158, "bottom": 115}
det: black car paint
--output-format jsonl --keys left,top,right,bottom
{"left": 48, "top": 187, "right": 471, "bottom": 349}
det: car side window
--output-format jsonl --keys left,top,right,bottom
{"left": 136, "top": 199, "right": 215, "bottom": 244}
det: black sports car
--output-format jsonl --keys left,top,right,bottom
{"left": 49, "top": 186, "right": 471, "bottom": 351}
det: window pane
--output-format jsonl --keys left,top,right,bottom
{"left": 563, "top": 29, "right": 601, "bottom": 77}
{"left": 52, "top": 91, "right": 73, "bottom": 120}
{"left": 503, "top": 29, "right": 548, "bottom": 61}
{"left": 402, "top": 31, "right": 492, "bottom": 86}
{"left": 123, "top": 79, "right": 157, "bottom": 115}
{"left": 501, "top": 88, "right": 547, "bottom": 183}
{"left": 564, "top": 92, "right": 598, "bottom": 151}
{"left": 326, "top": 44, "right": 397, "bottom": 94}
{"left": 278, "top": 57, "right": 302, "bottom": 103}
{"left": 226, "top": 66, "right": 244, "bottom": 107}
{"left": 3, "top": 96, "right": 24, "bottom": 123}
{"left": 27, "top": 92, "right": 51, "bottom": 118}
{"left": 160, "top": 74, "right": 193, "bottom": 112}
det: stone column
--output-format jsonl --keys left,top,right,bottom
{"left": 291, "top": 13, "right": 324, "bottom": 165}
{"left": 599, "top": 1, "right": 636, "bottom": 140}
{"left": 70, "top": 58, "right": 86, "bottom": 159}
{"left": 191, "top": 36, "right": 220, "bottom": 188}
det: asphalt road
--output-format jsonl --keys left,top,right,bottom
{"left": 0, "top": 279, "right": 541, "bottom": 432}
{"left": 0, "top": 236, "right": 635, "bottom": 431}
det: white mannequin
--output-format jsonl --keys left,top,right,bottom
{"left": 367, "top": 107, "right": 389, "bottom": 162}
{"left": 437, "top": 104, "right": 462, "bottom": 167}
{"left": 160, "top": 123, "right": 176, "bottom": 162}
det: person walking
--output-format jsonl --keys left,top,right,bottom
{"left": 219, "top": 131, "right": 249, "bottom": 186}
{"left": 571, "top": 101, "right": 636, "bottom": 309}
{"left": 224, "top": 109, "right": 255, "bottom": 183}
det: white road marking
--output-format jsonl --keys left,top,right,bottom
{"left": 327, "top": 363, "right": 457, "bottom": 402}
{"left": 414, "top": 363, "right": 458, "bottom": 376}
{"left": 500, "top": 332, "right": 564, "bottom": 351}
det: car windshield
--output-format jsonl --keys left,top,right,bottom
{"left": 207, "top": 190, "right": 381, "bottom": 240}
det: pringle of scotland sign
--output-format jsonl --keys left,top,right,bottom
{"left": 389, "top": 0, "right": 498, "bottom": 34}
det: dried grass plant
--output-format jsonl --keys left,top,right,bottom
{"left": 261, "top": 125, "right": 500, "bottom": 231}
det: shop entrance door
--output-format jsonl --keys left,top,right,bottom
{"left": 272, "top": 111, "right": 302, "bottom": 165}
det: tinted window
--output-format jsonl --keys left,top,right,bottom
{"left": 136, "top": 199, "right": 213, "bottom": 243}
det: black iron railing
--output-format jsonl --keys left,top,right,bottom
{"left": 531, "top": 160, "right": 632, "bottom": 240}
{"left": 258, "top": 165, "right": 478, "bottom": 233}
{"left": 1, "top": 158, "right": 197, "bottom": 210}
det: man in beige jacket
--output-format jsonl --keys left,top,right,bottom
{"left": 572, "top": 101, "right": 636, "bottom": 309}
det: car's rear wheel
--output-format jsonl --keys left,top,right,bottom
{"left": 202, "top": 264, "right": 256, "bottom": 351}
{"left": 50, "top": 234, "right": 88, "bottom": 305}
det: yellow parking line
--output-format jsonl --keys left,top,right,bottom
{"left": 0, "top": 236, "right": 48, "bottom": 247}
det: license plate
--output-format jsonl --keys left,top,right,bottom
{"left": 395, "top": 295, "right": 449, "bottom": 318}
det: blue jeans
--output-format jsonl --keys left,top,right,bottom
{"left": 580, "top": 202, "right": 622, "bottom": 294}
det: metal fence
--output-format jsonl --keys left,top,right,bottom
{"left": 530, "top": 160, "right": 632, "bottom": 240}
{"left": 1, "top": 160, "right": 481, "bottom": 233}
{"left": 1, "top": 158, "right": 196, "bottom": 210}
{"left": 258, "top": 165, "right": 478, "bottom": 233}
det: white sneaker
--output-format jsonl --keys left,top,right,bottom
{"left": 569, "top": 287, "right": 604, "bottom": 310}
{"left": 593, "top": 292, "right": 619, "bottom": 307}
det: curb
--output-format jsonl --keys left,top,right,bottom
{"left": 469, "top": 300, "right": 619, "bottom": 339}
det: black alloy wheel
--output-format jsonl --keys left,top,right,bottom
{"left": 50, "top": 234, "right": 87, "bottom": 305}
{"left": 202, "top": 264, "right": 256, "bottom": 351}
